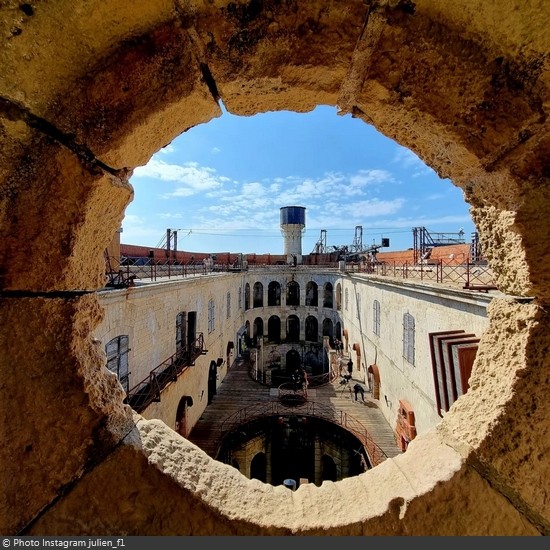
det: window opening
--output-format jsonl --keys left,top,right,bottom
{"left": 373, "top": 300, "right": 380, "bottom": 336}
{"left": 403, "top": 313, "right": 415, "bottom": 365}
{"left": 105, "top": 335, "right": 130, "bottom": 393}
{"left": 208, "top": 299, "right": 215, "bottom": 333}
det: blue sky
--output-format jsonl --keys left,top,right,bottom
{"left": 124, "top": 104, "right": 475, "bottom": 255}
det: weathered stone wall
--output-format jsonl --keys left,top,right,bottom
{"left": 95, "top": 273, "right": 244, "bottom": 429}
{"left": 341, "top": 275, "right": 493, "bottom": 434}
{"left": 1, "top": 0, "right": 548, "bottom": 536}
{"left": 96, "top": 274, "right": 243, "bottom": 387}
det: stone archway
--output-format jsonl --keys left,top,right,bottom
{"left": 1, "top": 0, "right": 548, "bottom": 536}
{"left": 368, "top": 364, "right": 381, "bottom": 400}
{"left": 175, "top": 396, "right": 194, "bottom": 438}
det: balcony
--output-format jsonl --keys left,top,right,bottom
{"left": 125, "top": 333, "right": 207, "bottom": 413}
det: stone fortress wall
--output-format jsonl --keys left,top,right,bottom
{"left": 1, "top": 0, "right": 549, "bottom": 536}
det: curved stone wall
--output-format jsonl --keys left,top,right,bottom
{"left": 1, "top": 0, "right": 548, "bottom": 535}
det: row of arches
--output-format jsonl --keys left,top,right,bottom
{"left": 246, "top": 315, "right": 342, "bottom": 344}
{"left": 245, "top": 281, "right": 336, "bottom": 309}
{"left": 3, "top": 0, "right": 546, "bottom": 535}
{"left": 218, "top": 416, "right": 369, "bottom": 486}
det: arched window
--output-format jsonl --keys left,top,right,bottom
{"left": 268, "top": 281, "right": 281, "bottom": 306}
{"left": 286, "top": 315, "right": 300, "bottom": 342}
{"left": 336, "top": 283, "right": 342, "bottom": 311}
{"left": 286, "top": 280, "right": 300, "bottom": 306}
{"left": 253, "top": 317, "right": 264, "bottom": 341}
{"left": 323, "top": 282, "right": 333, "bottom": 308}
{"left": 305, "top": 281, "right": 318, "bottom": 306}
{"left": 253, "top": 282, "right": 263, "bottom": 308}
{"left": 305, "top": 315, "right": 318, "bottom": 342}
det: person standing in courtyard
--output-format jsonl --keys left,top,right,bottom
{"left": 353, "top": 383, "right": 366, "bottom": 402}
{"left": 347, "top": 359, "right": 353, "bottom": 377}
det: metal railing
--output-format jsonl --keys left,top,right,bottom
{"left": 105, "top": 255, "right": 496, "bottom": 291}
{"left": 125, "top": 333, "right": 206, "bottom": 413}
{"left": 105, "top": 256, "right": 213, "bottom": 286}
{"left": 249, "top": 363, "right": 336, "bottom": 389}
{"left": 362, "top": 259, "right": 496, "bottom": 290}
{"left": 278, "top": 382, "right": 308, "bottom": 405}
{"left": 215, "top": 400, "right": 388, "bottom": 468}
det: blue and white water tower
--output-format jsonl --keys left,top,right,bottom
{"left": 280, "top": 206, "right": 306, "bottom": 265}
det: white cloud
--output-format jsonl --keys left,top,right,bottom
{"left": 242, "top": 181, "right": 267, "bottom": 195}
{"left": 121, "top": 213, "right": 143, "bottom": 225}
{"left": 133, "top": 159, "right": 226, "bottom": 197}
{"left": 426, "top": 193, "right": 446, "bottom": 200}
{"left": 348, "top": 198, "right": 405, "bottom": 218}
{"left": 167, "top": 187, "right": 196, "bottom": 197}
{"left": 121, "top": 214, "right": 165, "bottom": 246}
{"left": 349, "top": 169, "right": 394, "bottom": 187}
{"left": 296, "top": 175, "right": 342, "bottom": 196}
{"left": 268, "top": 170, "right": 395, "bottom": 201}
{"left": 373, "top": 214, "right": 473, "bottom": 229}
{"left": 159, "top": 212, "right": 184, "bottom": 219}
{"left": 128, "top": 153, "right": 469, "bottom": 253}
{"left": 158, "top": 144, "right": 175, "bottom": 154}
{"left": 392, "top": 147, "right": 434, "bottom": 178}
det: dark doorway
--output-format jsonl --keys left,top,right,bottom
{"left": 321, "top": 454, "right": 337, "bottom": 482}
{"left": 286, "top": 315, "right": 300, "bottom": 342}
{"left": 175, "top": 396, "right": 193, "bottom": 438}
{"left": 286, "top": 349, "right": 301, "bottom": 374}
{"left": 250, "top": 452, "right": 267, "bottom": 483}
{"left": 286, "top": 280, "right": 300, "bottom": 306}
{"left": 208, "top": 360, "right": 217, "bottom": 404}
{"left": 305, "top": 315, "right": 318, "bottom": 342}
{"left": 268, "top": 315, "right": 281, "bottom": 342}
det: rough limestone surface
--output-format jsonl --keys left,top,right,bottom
{"left": 470, "top": 206, "right": 531, "bottom": 297}
{"left": 1, "top": 0, "right": 549, "bottom": 537}
{"left": 29, "top": 417, "right": 538, "bottom": 536}
{"left": 0, "top": 127, "right": 133, "bottom": 292}
{"left": 189, "top": 0, "right": 370, "bottom": 116}
{"left": 0, "top": 295, "right": 134, "bottom": 534}
{"left": 439, "top": 298, "right": 550, "bottom": 527}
